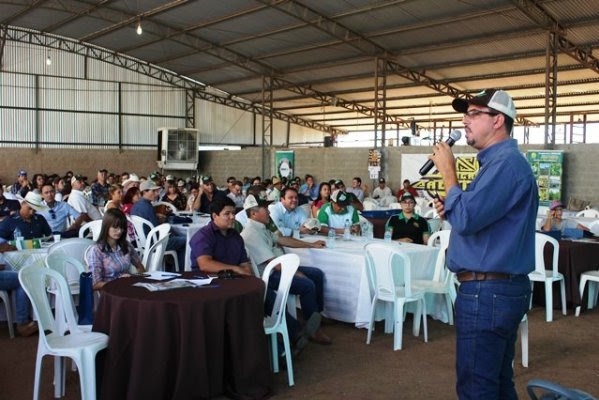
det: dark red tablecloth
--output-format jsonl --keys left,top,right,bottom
{"left": 93, "top": 273, "right": 271, "bottom": 400}
{"left": 535, "top": 239, "right": 599, "bottom": 309}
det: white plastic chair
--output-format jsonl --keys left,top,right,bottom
{"left": 142, "top": 235, "right": 169, "bottom": 272}
{"left": 0, "top": 290, "right": 15, "bottom": 338}
{"left": 388, "top": 202, "right": 401, "bottom": 209}
{"left": 362, "top": 199, "right": 377, "bottom": 210}
{"left": 47, "top": 238, "right": 95, "bottom": 268}
{"left": 78, "top": 220, "right": 103, "bottom": 241}
{"left": 146, "top": 223, "right": 179, "bottom": 272}
{"left": 519, "top": 314, "right": 529, "bottom": 367}
{"left": 575, "top": 268, "right": 599, "bottom": 317}
{"left": 412, "top": 230, "right": 455, "bottom": 325}
{"left": 18, "top": 265, "right": 108, "bottom": 400}
{"left": 262, "top": 253, "right": 300, "bottom": 387}
{"left": 364, "top": 242, "right": 428, "bottom": 350}
{"left": 576, "top": 209, "right": 599, "bottom": 218}
{"left": 529, "top": 233, "right": 566, "bottom": 322}
{"left": 44, "top": 253, "right": 90, "bottom": 398}
{"left": 424, "top": 208, "right": 439, "bottom": 219}
{"left": 128, "top": 215, "right": 154, "bottom": 252}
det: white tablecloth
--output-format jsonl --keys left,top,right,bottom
{"left": 284, "top": 236, "right": 446, "bottom": 328}
{"left": 2, "top": 248, "right": 48, "bottom": 271}
{"left": 170, "top": 218, "right": 211, "bottom": 270}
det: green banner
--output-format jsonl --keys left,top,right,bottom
{"left": 275, "top": 150, "right": 295, "bottom": 179}
{"left": 526, "top": 150, "right": 563, "bottom": 206}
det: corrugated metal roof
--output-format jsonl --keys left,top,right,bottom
{"left": 1, "top": 0, "right": 599, "bottom": 139}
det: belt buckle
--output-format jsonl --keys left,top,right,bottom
{"left": 474, "top": 272, "right": 487, "bottom": 281}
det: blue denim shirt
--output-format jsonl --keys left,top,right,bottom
{"left": 445, "top": 139, "right": 538, "bottom": 275}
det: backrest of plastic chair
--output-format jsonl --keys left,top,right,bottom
{"left": 78, "top": 220, "right": 103, "bottom": 241}
{"left": 535, "top": 232, "right": 559, "bottom": 276}
{"left": 143, "top": 236, "right": 169, "bottom": 272}
{"left": 388, "top": 202, "right": 401, "bottom": 210}
{"left": 245, "top": 247, "right": 261, "bottom": 278}
{"left": 576, "top": 209, "right": 599, "bottom": 218}
{"left": 48, "top": 238, "right": 95, "bottom": 268}
{"left": 45, "top": 253, "right": 87, "bottom": 286}
{"left": 128, "top": 215, "right": 154, "bottom": 251}
{"left": 19, "top": 265, "right": 80, "bottom": 338}
{"left": 145, "top": 223, "right": 170, "bottom": 249}
{"left": 365, "top": 243, "right": 413, "bottom": 301}
{"left": 362, "top": 199, "right": 376, "bottom": 210}
{"left": 261, "top": 254, "right": 300, "bottom": 324}
{"left": 527, "top": 378, "right": 597, "bottom": 400}
{"left": 427, "top": 230, "right": 451, "bottom": 282}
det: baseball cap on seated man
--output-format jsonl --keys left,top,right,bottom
{"left": 139, "top": 180, "right": 160, "bottom": 192}
{"left": 71, "top": 175, "right": 87, "bottom": 185}
{"left": 378, "top": 177, "right": 385, "bottom": 183}
{"left": 330, "top": 190, "right": 349, "bottom": 206}
{"left": 18, "top": 169, "right": 27, "bottom": 176}
{"left": 400, "top": 192, "right": 415, "bottom": 203}
{"left": 452, "top": 89, "right": 516, "bottom": 120}
{"left": 549, "top": 200, "right": 564, "bottom": 211}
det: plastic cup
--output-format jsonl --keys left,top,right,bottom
{"left": 53, "top": 234, "right": 61, "bottom": 243}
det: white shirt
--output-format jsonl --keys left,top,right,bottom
{"left": 240, "top": 219, "right": 284, "bottom": 276}
{"left": 67, "top": 189, "right": 102, "bottom": 220}
{"left": 372, "top": 186, "right": 393, "bottom": 200}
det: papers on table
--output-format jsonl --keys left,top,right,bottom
{"left": 133, "top": 275, "right": 216, "bottom": 291}
{"left": 143, "top": 271, "right": 182, "bottom": 281}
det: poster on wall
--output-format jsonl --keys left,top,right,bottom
{"left": 526, "top": 150, "right": 563, "bottom": 206}
{"left": 401, "top": 153, "right": 480, "bottom": 200}
{"left": 275, "top": 150, "right": 295, "bottom": 179}
{"left": 368, "top": 149, "right": 381, "bottom": 180}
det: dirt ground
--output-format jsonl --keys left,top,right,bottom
{"left": 1, "top": 305, "right": 598, "bottom": 399}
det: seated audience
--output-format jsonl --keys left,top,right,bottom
{"left": 0, "top": 191, "right": 20, "bottom": 220}
{"left": 90, "top": 169, "right": 110, "bottom": 207}
{"left": 38, "top": 184, "right": 88, "bottom": 238}
{"left": 333, "top": 179, "right": 363, "bottom": 211}
{"left": 10, "top": 170, "right": 32, "bottom": 198}
{"left": 86, "top": 208, "right": 145, "bottom": 290}
{"left": 317, "top": 190, "right": 360, "bottom": 235}
{"left": 372, "top": 177, "right": 396, "bottom": 206}
{"left": 268, "top": 187, "right": 310, "bottom": 237}
{"left": 186, "top": 183, "right": 200, "bottom": 212}
{"left": 105, "top": 184, "right": 124, "bottom": 211}
{"left": 68, "top": 175, "right": 102, "bottom": 220}
{"left": 385, "top": 193, "right": 430, "bottom": 244}
{"left": 346, "top": 176, "right": 365, "bottom": 202}
{"left": 311, "top": 182, "right": 331, "bottom": 218}
{"left": 193, "top": 176, "right": 226, "bottom": 214}
{"left": 161, "top": 179, "right": 187, "bottom": 211}
{"left": 299, "top": 174, "right": 319, "bottom": 201}
{"left": 267, "top": 177, "right": 283, "bottom": 202}
{"left": 131, "top": 180, "right": 186, "bottom": 271}
{"left": 0, "top": 192, "right": 52, "bottom": 241}
{"left": 397, "top": 179, "right": 419, "bottom": 199}
{"left": 542, "top": 200, "right": 589, "bottom": 233}
{"left": 122, "top": 186, "right": 141, "bottom": 215}
{"left": 226, "top": 180, "right": 246, "bottom": 209}
{"left": 0, "top": 242, "right": 38, "bottom": 336}
{"left": 241, "top": 195, "right": 331, "bottom": 344}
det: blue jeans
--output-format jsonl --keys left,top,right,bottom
{"left": 267, "top": 266, "right": 324, "bottom": 321}
{"left": 456, "top": 275, "right": 530, "bottom": 400}
{"left": 0, "top": 270, "right": 31, "bottom": 324}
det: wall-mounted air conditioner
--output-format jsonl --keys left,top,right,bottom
{"left": 157, "top": 127, "right": 198, "bottom": 170}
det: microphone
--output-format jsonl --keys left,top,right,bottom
{"left": 418, "top": 130, "right": 462, "bottom": 176}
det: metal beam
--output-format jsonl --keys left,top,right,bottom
{"left": 545, "top": 31, "right": 558, "bottom": 145}
{"left": 261, "top": 76, "right": 273, "bottom": 178}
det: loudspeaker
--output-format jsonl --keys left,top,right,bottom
{"left": 324, "top": 136, "right": 334, "bottom": 147}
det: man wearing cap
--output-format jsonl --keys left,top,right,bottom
{"left": 131, "top": 180, "right": 186, "bottom": 271}
{"left": 317, "top": 190, "right": 360, "bottom": 235}
{"left": 241, "top": 195, "right": 332, "bottom": 344}
{"left": 268, "top": 187, "right": 311, "bottom": 237}
{"left": 333, "top": 179, "right": 363, "bottom": 211}
{"left": 385, "top": 193, "right": 430, "bottom": 245}
{"left": 38, "top": 184, "right": 89, "bottom": 238}
{"left": 10, "top": 170, "right": 32, "bottom": 198}
{"left": 267, "top": 177, "right": 283, "bottom": 202}
{"left": 541, "top": 200, "right": 589, "bottom": 233}
{"left": 0, "top": 192, "right": 52, "bottom": 241}
{"left": 91, "top": 169, "right": 110, "bottom": 207}
{"left": 0, "top": 191, "right": 21, "bottom": 221}
{"left": 430, "top": 89, "right": 537, "bottom": 399}
{"left": 397, "top": 179, "right": 419, "bottom": 200}
{"left": 371, "top": 177, "right": 394, "bottom": 204}
{"left": 67, "top": 175, "right": 102, "bottom": 221}
{"left": 193, "top": 176, "right": 226, "bottom": 214}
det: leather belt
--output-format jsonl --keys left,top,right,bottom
{"left": 457, "top": 271, "right": 511, "bottom": 283}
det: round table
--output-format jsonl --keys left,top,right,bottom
{"left": 93, "top": 273, "right": 271, "bottom": 400}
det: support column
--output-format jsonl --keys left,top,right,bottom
{"left": 261, "top": 76, "right": 273, "bottom": 178}
{"left": 544, "top": 30, "right": 558, "bottom": 146}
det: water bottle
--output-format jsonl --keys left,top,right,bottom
{"left": 293, "top": 221, "right": 301, "bottom": 239}
{"left": 367, "top": 221, "right": 374, "bottom": 240}
{"left": 343, "top": 219, "right": 351, "bottom": 240}
{"left": 14, "top": 227, "right": 24, "bottom": 250}
{"left": 384, "top": 226, "right": 393, "bottom": 242}
{"left": 327, "top": 228, "right": 336, "bottom": 248}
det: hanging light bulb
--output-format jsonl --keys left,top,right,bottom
{"left": 46, "top": 52, "right": 52, "bottom": 66}
{"left": 136, "top": 21, "right": 142, "bottom": 35}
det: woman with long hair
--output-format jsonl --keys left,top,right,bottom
{"left": 121, "top": 187, "right": 141, "bottom": 215}
{"left": 161, "top": 180, "right": 187, "bottom": 211}
{"left": 32, "top": 173, "right": 46, "bottom": 193}
{"left": 85, "top": 208, "right": 145, "bottom": 290}
{"left": 105, "top": 184, "right": 124, "bottom": 211}
{"left": 311, "top": 182, "right": 331, "bottom": 218}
